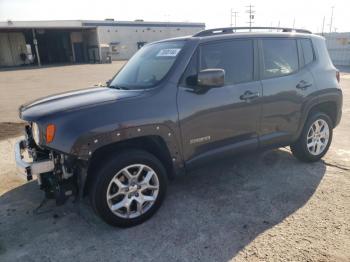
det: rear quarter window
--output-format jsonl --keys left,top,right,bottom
{"left": 300, "top": 38, "right": 315, "bottom": 65}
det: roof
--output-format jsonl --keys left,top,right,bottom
{"left": 189, "top": 27, "right": 323, "bottom": 42}
{"left": 194, "top": 27, "right": 312, "bottom": 37}
{"left": 152, "top": 31, "right": 324, "bottom": 46}
{"left": 0, "top": 20, "right": 205, "bottom": 30}
{"left": 194, "top": 32, "right": 317, "bottom": 39}
{"left": 82, "top": 20, "right": 205, "bottom": 28}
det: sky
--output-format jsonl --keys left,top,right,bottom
{"left": 0, "top": 0, "right": 349, "bottom": 33}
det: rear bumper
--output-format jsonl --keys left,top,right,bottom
{"left": 335, "top": 90, "right": 343, "bottom": 127}
{"left": 15, "top": 140, "right": 54, "bottom": 181}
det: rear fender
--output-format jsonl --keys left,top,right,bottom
{"left": 293, "top": 89, "right": 342, "bottom": 141}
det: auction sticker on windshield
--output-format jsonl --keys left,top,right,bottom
{"left": 157, "top": 48, "right": 181, "bottom": 57}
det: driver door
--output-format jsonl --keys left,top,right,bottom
{"left": 177, "top": 39, "right": 262, "bottom": 166}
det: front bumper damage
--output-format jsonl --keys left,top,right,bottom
{"left": 15, "top": 140, "right": 54, "bottom": 181}
{"left": 14, "top": 125, "right": 78, "bottom": 204}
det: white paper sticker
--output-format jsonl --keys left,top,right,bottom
{"left": 156, "top": 48, "right": 181, "bottom": 57}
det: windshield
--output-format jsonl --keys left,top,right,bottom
{"left": 109, "top": 41, "right": 185, "bottom": 90}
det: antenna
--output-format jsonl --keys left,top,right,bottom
{"left": 246, "top": 4, "right": 255, "bottom": 31}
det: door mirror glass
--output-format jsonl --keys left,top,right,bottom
{"left": 197, "top": 69, "right": 225, "bottom": 88}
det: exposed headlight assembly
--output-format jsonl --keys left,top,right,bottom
{"left": 32, "top": 122, "right": 40, "bottom": 145}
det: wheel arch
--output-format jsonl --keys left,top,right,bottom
{"left": 294, "top": 91, "right": 341, "bottom": 141}
{"left": 307, "top": 101, "right": 338, "bottom": 127}
{"left": 83, "top": 135, "right": 174, "bottom": 196}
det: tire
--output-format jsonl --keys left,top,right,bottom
{"left": 291, "top": 112, "right": 333, "bottom": 162}
{"left": 89, "top": 149, "right": 168, "bottom": 227}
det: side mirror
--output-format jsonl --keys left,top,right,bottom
{"left": 197, "top": 69, "right": 225, "bottom": 88}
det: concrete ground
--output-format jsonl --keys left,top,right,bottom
{"left": 0, "top": 62, "right": 126, "bottom": 123}
{"left": 0, "top": 64, "right": 349, "bottom": 262}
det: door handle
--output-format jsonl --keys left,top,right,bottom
{"left": 240, "top": 90, "right": 259, "bottom": 101}
{"left": 296, "top": 80, "right": 312, "bottom": 90}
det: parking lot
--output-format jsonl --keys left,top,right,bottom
{"left": 0, "top": 64, "right": 349, "bottom": 262}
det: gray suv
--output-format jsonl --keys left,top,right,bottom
{"left": 15, "top": 27, "right": 342, "bottom": 227}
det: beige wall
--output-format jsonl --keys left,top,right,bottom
{"left": 97, "top": 25, "right": 204, "bottom": 60}
{"left": 0, "top": 32, "right": 27, "bottom": 67}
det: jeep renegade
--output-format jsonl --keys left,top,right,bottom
{"left": 15, "top": 27, "right": 342, "bottom": 227}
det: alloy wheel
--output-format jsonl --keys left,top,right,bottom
{"left": 306, "top": 119, "right": 330, "bottom": 156}
{"left": 106, "top": 164, "right": 159, "bottom": 219}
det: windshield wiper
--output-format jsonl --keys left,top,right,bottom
{"left": 109, "top": 85, "right": 129, "bottom": 90}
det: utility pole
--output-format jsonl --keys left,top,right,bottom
{"left": 32, "top": 29, "right": 41, "bottom": 67}
{"left": 246, "top": 4, "right": 255, "bottom": 31}
{"left": 329, "top": 6, "right": 334, "bottom": 33}
{"left": 292, "top": 18, "right": 295, "bottom": 29}
{"left": 321, "top": 16, "right": 325, "bottom": 35}
{"left": 230, "top": 9, "right": 239, "bottom": 28}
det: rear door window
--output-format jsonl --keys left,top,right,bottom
{"left": 200, "top": 40, "right": 254, "bottom": 85}
{"left": 261, "top": 39, "right": 299, "bottom": 78}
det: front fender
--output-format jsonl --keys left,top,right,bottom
{"left": 70, "top": 123, "right": 183, "bottom": 167}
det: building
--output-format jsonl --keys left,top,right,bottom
{"left": 322, "top": 32, "right": 350, "bottom": 66}
{"left": 0, "top": 19, "right": 205, "bottom": 67}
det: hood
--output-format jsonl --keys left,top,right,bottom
{"left": 20, "top": 87, "right": 142, "bottom": 121}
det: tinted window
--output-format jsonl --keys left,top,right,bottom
{"left": 301, "top": 39, "right": 315, "bottom": 65}
{"left": 200, "top": 40, "right": 253, "bottom": 85}
{"left": 262, "top": 39, "right": 298, "bottom": 78}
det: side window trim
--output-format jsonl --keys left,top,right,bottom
{"left": 178, "top": 48, "right": 199, "bottom": 87}
{"left": 259, "top": 37, "right": 300, "bottom": 80}
{"left": 297, "top": 39, "right": 305, "bottom": 68}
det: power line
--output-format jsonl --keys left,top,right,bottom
{"left": 246, "top": 4, "right": 255, "bottom": 31}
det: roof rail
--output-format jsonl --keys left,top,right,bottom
{"left": 193, "top": 27, "right": 312, "bottom": 37}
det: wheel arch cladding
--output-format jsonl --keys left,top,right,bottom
{"left": 83, "top": 134, "right": 177, "bottom": 196}
{"left": 308, "top": 101, "right": 338, "bottom": 127}
{"left": 295, "top": 93, "right": 340, "bottom": 141}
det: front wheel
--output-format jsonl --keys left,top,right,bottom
{"left": 90, "top": 150, "right": 168, "bottom": 227}
{"left": 291, "top": 112, "right": 333, "bottom": 162}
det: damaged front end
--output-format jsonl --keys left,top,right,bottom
{"left": 15, "top": 124, "right": 78, "bottom": 205}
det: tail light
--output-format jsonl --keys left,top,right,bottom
{"left": 336, "top": 71, "right": 340, "bottom": 83}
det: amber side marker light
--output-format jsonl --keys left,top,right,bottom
{"left": 46, "top": 124, "right": 56, "bottom": 143}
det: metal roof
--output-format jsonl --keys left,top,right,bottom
{"left": 0, "top": 20, "right": 205, "bottom": 30}
{"left": 83, "top": 20, "right": 205, "bottom": 28}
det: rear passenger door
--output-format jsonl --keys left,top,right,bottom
{"left": 178, "top": 39, "right": 262, "bottom": 165}
{"left": 259, "top": 38, "right": 316, "bottom": 146}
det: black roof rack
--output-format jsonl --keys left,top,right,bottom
{"left": 193, "top": 27, "right": 312, "bottom": 37}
